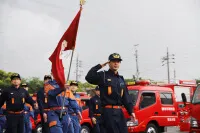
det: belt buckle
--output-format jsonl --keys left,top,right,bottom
{"left": 62, "top": 112, "right": 66, "bottom": 116}
{"left": 115, "top": 106, "right": 118, "bottom": 108}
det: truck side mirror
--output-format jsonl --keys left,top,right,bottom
{"left": 181, "top": 93, "right": 187, "bottom": 105}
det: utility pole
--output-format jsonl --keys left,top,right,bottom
{"left": 167, "top": 48, "right": 170, "bottom": 83}
{"left": 134, "top": 44, "right": 139, "bottom": 80}
{"left": 162, "top": 47, "right": 175, "bottom": 83}
{"left": 75, "top": 55, "right": 82, "bottom": 82}
{"left": 174, "top": 69, "right": 176, "bottom": 81}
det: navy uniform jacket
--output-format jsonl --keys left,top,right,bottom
{"left": 89, "top": 95, "right": 101, "bottom": 118}
{"left": 85, "top": 64, "right": 133, "bottom": 115}
{"left": 46, "top": 80, "right": 69, "bottom": 112}
{"left": 73, "top": 93, "right": 82, "bottom": 113}
{"left": 37, "top": 87, "right": 49, "bottom": 115}
{"left": 0, "top": 86, "right": 35, "bottom": 112}
{"left": 68, "top": 92, "right": 81, "bottom": 115}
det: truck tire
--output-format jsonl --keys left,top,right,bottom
{"left": 81, "top": 125, "right": 90, "bottom": 133}
{"left": 145, "top": 123, "right": 159, "bottom": 133}
{"left": 34, "top": 124, "right": 42, "bottom": 133}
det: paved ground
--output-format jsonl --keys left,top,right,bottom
{"left": 166, "top": 127, "right": 188, "bottom": 133}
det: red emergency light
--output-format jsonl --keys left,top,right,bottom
{"left": 126, "top": 80, "right": 151, "bottom": 86}
{"left": 179, "top": 80, "right": 196, "bottom": 85}
{"left": 135, "top": 80, "right": 150, "bottom": 86}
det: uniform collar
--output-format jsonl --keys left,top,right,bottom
{"left": 108, "top": 69, "right": 119, "bottom": 76}
{"left": 11, "top": 85, "right": 21, "bottom": 90}
{"left": 95, "top": 94, "right": 100, "bottom": 98}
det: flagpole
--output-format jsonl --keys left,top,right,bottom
{"left": 60, "top": 50, "right": 75, "bottom": 119}
{"left": 66, "top": 50, "right": 75, "bottom": 83}
{"left": 59, "top": 0, "right": 85, "bottom": 119}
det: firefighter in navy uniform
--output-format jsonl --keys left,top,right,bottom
{"left": 37, "top": 75, "right": 52, "bottom": 133}
{"left": 85, "top": 53, "right": 135, "bottom": 133}
{"left": 0, "top": 73, "right": 38, "bottom": 133}
{"left": 45, "top": 75, "right": 71, "bottom": 133}
{"left": 67, "top": 81, "right": 82, "bottom": 133}
{"left": 89, "top": 86, "right": 104, "bottom": 133}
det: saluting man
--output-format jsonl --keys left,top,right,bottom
{"left": 85, "top": 53, "right": 135, "bottom": 133}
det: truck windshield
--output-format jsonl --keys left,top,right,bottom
{"left": 128, "top": 90, "right": 139, "bottom": 106}
{"left": 192, "top": 85, "right": 200, "bottom": 104}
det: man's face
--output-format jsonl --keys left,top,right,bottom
{"left": 70, "top": 85, "right": 78, "bottom": 92}
{"left": 95, "top": 90, "right": 100, "bottom": 96}
{"left": 44, "top": 79, "right": 51, "bottom": 84}
{"left": 11, "top": 78, "right": 21, "bottom": 86}
{"left": 109, "top": 60, "right": 121, "bottom": 71}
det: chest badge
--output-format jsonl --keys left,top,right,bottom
{"left": 107, "top": 79, "right": 111, "bottom": 81}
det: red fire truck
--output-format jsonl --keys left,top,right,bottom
{"left": 160, "top": 80, "right": 197, "bottom": 132}
{"left": 125, "top": 80, "right": 178, "bottom": 133}
{"left": 182, "top": 83, "right": 200, "bottom": 133}
{"left": 31, "top": 80, "right": 181, "bottom": 133}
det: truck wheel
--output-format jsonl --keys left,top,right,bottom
{"left": 145, "top": 123, "right": 158, "bottom": 133}
{"left": 81, "top": 125, "right": 90, "bottom": 133}
{"left": 35, "top": 124, "right": 42, "bottom": 133}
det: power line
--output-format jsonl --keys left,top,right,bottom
{"left": 75, "top": 55, "right": 82, "bottom": 82}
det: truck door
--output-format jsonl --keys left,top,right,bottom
{"left": 158, "top": 92, "right": 178, "bottom": 126}
{"left": 174, "top": 86, "right": 191, "bottom": 131}
{"left": 136, "top": 92, "right": 157, "bottom": 131}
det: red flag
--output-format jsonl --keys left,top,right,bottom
{"left": 49, "top": 9, "right": 82, "bottom": 88}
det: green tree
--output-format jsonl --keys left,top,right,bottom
{"left": 0, "top": 69, "right": 97, "bottom": 93}
{"left": 26, "top": 77, "right": 43, "bottom": 93}
{"left": 196, "top": 79, "right": 200, "bottom": 84}
{"left": 67, "top": 80, "right": 96, "bottom": 92}
{"left": 78, "top": 82, "right": 96, "bottom": 92}
{"left": 0, "top": 70, "right": 14, "bottom": 88}
{"left": 124, "top": 78, "right": 135, "bottom": 83}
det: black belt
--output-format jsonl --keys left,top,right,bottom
{"left": 94, "top": 114, "right": 101, "bottom": 116}
{"left": 7, "top": 110, "right": 24, "bottom": 114}
{"left": 55, "top": 111, "right": 67, "bottom": 116}
{"left": 50, "top": 106, "right": 67, "bottom": 111}
{"left": 104, "top": 105, "right": 122, "bottom": 109}
{"left": 43, "top": 108, "right": 50, "bottom": 112}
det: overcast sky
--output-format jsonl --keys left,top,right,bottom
{"left": 0, "top": 0, "right": 200, "bottom": 82}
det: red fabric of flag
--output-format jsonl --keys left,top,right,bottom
{"left": 49, "top": 9, "right": 81, "bottom": 88}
